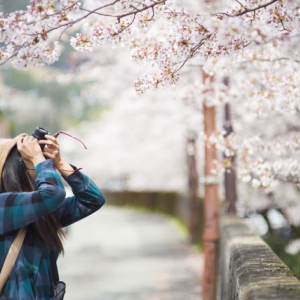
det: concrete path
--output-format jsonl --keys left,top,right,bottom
{"left": 58, "top": 206, "right": 203, "bottom": 300}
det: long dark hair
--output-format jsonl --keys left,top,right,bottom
{"left": 1, "top": 146, "right": 65, "bottom": 253}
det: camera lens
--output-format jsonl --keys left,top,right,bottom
{"left": 32, "top": 127, "right": 50, "bottom": 141}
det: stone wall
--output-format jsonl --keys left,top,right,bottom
{"left": 218, "top": 216, "right": 300, "bottom": 300}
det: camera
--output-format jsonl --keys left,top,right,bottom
{"left": 32, "top": 127, "right": 50, "bottom": 149}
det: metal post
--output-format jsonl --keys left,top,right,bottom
{"left": 223, "top": 102, "right": 237, "bottom": 214}
{"left": 222, "top": 76, "right": 237, "bottom": 214}
{"left": 202, "top": 70, "right": 219, "bottom": 300}
{"left": 187, "top": 132, "right": 199, "bottom": 243}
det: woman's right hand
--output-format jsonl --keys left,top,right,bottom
{"left": 17, "top": 136, "right": 45, "bottom": 166}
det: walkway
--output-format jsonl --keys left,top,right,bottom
{"left": 58, "top": 206, "right": 203, "bottom": 300}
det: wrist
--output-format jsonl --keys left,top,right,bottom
{"left": 31, "top": 155, "right": 46, "bottom": 166}
{"left": 23, "top": 160, "right": 34, "bottom": 170}
{"left": 56, "top": 160, "right": 73, "bottom": 171}
{"left": 57, "top": 159, "right": 67, "bottom": 168}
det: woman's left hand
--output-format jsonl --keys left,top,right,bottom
{"left": 39, "top": 135, "right": 62, "bottom": 168}
{"left": 39, "top": 135, "right": 74, "bottom": 176}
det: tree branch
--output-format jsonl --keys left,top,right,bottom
{"left": 26, "top": 0, "right": 82, "bottom": 26}
{"left": 0, "top": 0, "right": 167, "bottom": 66}
{"left": 215, "top": 0, "right": 278, "bottom": 18}
{"left": 0, "top": 52, "right": 17, "bottom": 65}
{"left": 235, "top": 0, "right": 247, "bottom": 10}
{"left": 45, "top": 0, "right": 120, "bottom": 34}
{"left": 234, "top": 0, "right": 278, "bottom": 17}
{"left": 171, "top": 32, "right": 216, "bottom": 77}
{"left": 45, "top": 0, "right": 165, "bottom": 34}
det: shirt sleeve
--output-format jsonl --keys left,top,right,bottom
{"left": 0, "top": 159, "right": 66, "bottom": 235}
{"left": 52, "top": 170, "right": 105, "bottom": 228}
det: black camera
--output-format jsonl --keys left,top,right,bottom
{"left": 32, "top": 127, "right": 50, "bottom": 149}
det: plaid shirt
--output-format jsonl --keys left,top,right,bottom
{"left": 0, "top": 159, "right": 105, "bottom": 300}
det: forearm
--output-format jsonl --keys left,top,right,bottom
{"left": 56, "top": 160, "right": 75, "bottom": 177}
{"left": 0, "top": 160, "right": 66, "bottom": 234}
{"left": 53, "top": 172, "right": 105, "bottom": 227}
{"left": 24, "top": 158, "right": 74, "bottom": 178}
{"left": 23, "top": 152, "right": 45, "bottom": 181}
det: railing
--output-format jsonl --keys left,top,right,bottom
{"left": 218, "top": 216, "right": 300, "bottom": 300}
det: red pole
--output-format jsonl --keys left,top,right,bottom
{"left": 202, "top": 70, "right": 219, "bottom": 300}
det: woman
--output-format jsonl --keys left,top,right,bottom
{"left": 0, "top": 133, "right": 105, "bottom": 299}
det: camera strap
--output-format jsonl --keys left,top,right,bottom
{"left": 18, "top": 153, "right": 38, "bottom": 190}
{"left": 53, "top": 130, "right": 87, "bottom": 149}
{"left": 0, "top": 228, "right": 27, "bottom": 296}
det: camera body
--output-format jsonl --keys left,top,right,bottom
{"left": 32, "top": 127, "right": 50, "bottom": 150}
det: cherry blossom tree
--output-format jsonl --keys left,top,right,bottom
{"left": 3, "top": 0, "right": 300, "bottom": 251}
{"left": 1, "top": 1, "right": 298, "bottom": 87}
{"left": 2, "top": 0, "right": 299, "bottom": 199}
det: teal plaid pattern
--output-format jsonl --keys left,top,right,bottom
{"left": 0, "top": 159, "right": 105, "bottom": 300}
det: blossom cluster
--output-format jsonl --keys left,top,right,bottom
{"left": 130, "top": 0, "right": 300, "bottom": 92}
{"left": 0, "top": 0, "right": 168, "bottom": 68}
{"left": 3, "top": 1, "right": 300, "bottom": 84}
{"left": 0, "top": 0, "right": 83, "bottom": 68}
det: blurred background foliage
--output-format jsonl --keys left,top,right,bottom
{"left": 0, "top": 0, "right": 27, "bottom": 13}
{"left": 0, "top": 0, "right": 103, "bottom": 137}
{"left": 263, "top": 233, "right": 300, "bottom": 279}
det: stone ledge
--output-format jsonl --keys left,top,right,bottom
{"left": 218, "top": 216, "right": 300, "bottom": 300}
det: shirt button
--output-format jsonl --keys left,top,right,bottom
{"left": 33, "top": 265, "right": 37, "bottom": 270}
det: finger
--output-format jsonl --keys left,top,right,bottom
{"left": 17, "top": 137, "right": 23, "bottom": 149}
{"left": 43, "top": 149, "right": 59, "bottom": 157}
{"left": 22, "top": 136, "right": 29, "bottom": 143}
{"left": 39, "top": 140, "right": 58, "bottom": 149}
{"left": 45, "top": 135, "right": 59, "bottom": 145}
{"left": 28, "top": 136, "right": 37, "bottom": 142}
{"left": 39, "top": 140, "right": 53, "bottom": 145}
{"left": 43, "top": 148, "right": 55, "bottom": 155}
{"left": 43, "top": 152, "right": 55, "bottom": 159}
